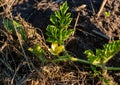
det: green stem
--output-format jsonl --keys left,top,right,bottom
{"left": 75, "top": 57, "right": 120, "bottom": 71}
{"left": 59, "top": 29, "right": 63, "bottom": 44}
{"left": 101, "top": 61, "right": 107, "bottom": 76}
{"left": 106, "top": 67, "right": 120, "bottom": 70}
{"left": 52, "top": 56, "right": 120, "bottom": 71}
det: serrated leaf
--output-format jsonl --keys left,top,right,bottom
{"left": 46, "top": 2, "right": 73, "bottom": 45}
{"left": 59, "top": 16, "right": 65, "bottom": 27}
{"left": 50, "top": 15, "right": 58, "bottom": 25}
{"left": 46, "top": 38, "right": 57, "bottom": 43}
{"left": 46, "top": 25, "right": 59, "bottom": 42}
{"left": 63, "top": 29, "right": 73, "bottom": 40}
{"left": 60, "top": 1, "right": 69, "bottom": 15}
{"left": 103, "top": 40, "right": 120, "bottom": 63}
{"left": 66, "top": 13, "right": 71, "bottom": 18}
{"left": 84, "top": 40, "right": 120, "bottom": 65}
{"left": 63, "top": 18, "right": 72, "bottom": 28}
{"left": 84, "top": 49, "right": 99, "bottom": 64}
{"left": 55, "top": 10, "right": 61, "bottom": 19}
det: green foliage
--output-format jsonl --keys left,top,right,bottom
{"left": 90, "top": 65, "right": 101, "bottom": 78}
{"left": 3, "top": 18, "right": 26, "bottom": 41}
{"left": 46, "top": 1, "right": 73, "bottom": 45}
{"left": 28, "top": 44, "right": 46, "bottom": 64}
{"left": 103, "top": 78, "right": 111, "bottom": 85}
{"left": 3, "top": 19, "right": 15, "bottom": 33}
{"left": 84, "top": 40, "right": 120, "bottom": 81}
{"left": 84, "top": 40, "right": 120, "bottom": 65}
{"left": 51, "top": 52, "right": 73, "bottom": 62}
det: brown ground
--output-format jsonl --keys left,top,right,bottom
{"left": 0, "top": 0, "right": 120, "bottom": 85}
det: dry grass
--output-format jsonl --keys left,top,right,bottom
{"left": 0, "top": 0, "right": 119, "bottom": 85}
{"left": 0, "top": 1, "right": 82, "bottom": 84}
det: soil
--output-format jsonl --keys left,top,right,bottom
{"left": 0, "top": 0, "right": 120, "bottom": 85}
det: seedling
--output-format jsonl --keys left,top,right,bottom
{"left": 46, "top": 1, "right": 73, "bottom": 55}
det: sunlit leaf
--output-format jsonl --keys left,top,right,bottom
{"left": 60, "top": 1, "right": 69, "bottom": 15}
{"left": 28, "top": 44, "right": 43, "bottom": 56}
{"left": 13, "top": 20, "right": 22, "bottom": 28}
{"left": 46, "top": 2, "right": 73, "bottom": 45}
{"left": 55, "top": 10, "right": 61, "bottom": 19}
{"left": 84, "top": 40, "right": 120, "bottom": 65}
{"left": 50, "top": 15, "right": 58, "bottom": 25}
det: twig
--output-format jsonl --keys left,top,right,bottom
{"left": 0, "top": 57, "right": 14, "bottom": 72}
{"left": 92, "top": 30, "right": 109, "bottom": 39}
{"left": 5, "top": 0, "right": 16, "bottom": 13}
{"left": 10, "top": 18, "right": 32, "bottom": 71}
{"left": 11, "top": 62, "right": 26, "bottom": 85}
{"left": 97, "top": 0, "right": 108, "bottom": 18}
{"left": 77, "top": 28, "right": 96, "bottom": 37}
{"left": 72, "top": 4, "right": 86, "bottom": 35}
{"left": 90, "top": 0, "right": 95, "bottom": 15}
{"left": 72, "top": 12, "right": 80, "bottom": 35}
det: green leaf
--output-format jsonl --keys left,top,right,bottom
{"left": 13, "top": 20, "right": 26, "bottom": 41}
{"left": 28, "top": 44, "right": 44, "bottom": 56}
{"left": 103, "top": 40, "right": 120, "bottom": 63}
{"left": 55, "top": 10, "right": 61, "bottom": 19}
{"left": 3, "top": 19, "right": 15, "bottom": 33}
{"left": 90, "top": 65, "right": 97, "bottom": 71}
{"left": 60, "top": 1, "right": 69, "bottom": 15}
{"left": 84, "top": 40, "right": 120, "bottom": 65}
{"left": 59, "top": 16, "right": 65, "bottom": 28}
{"left": 66, "top": 13, "right": 71, "bottom": 18}
{"left": 84, "top": 49, "right": 99, "bottom": 65}
{"left": 46, "top": 25, "right": 57, "bottom": 38}
{"left": 46, "top": 38, "right": 57, "bottom": 43}
{"left": 3, "top": 19, "right": 26, "bottom": 41}
{"left": 28, "top": 44, "right": 46, "bottom": 64}
{"left": 18, "top": 28, "right": 26, "bottom": 41}
{"left": 62, "top": 29, "right": 73, "bottom": 40}
{"left": 50, "top": 15, "right": 58, "bottom": 25}
{"left": 13, "top": 20, "right": 22, "bottom": 28}
{"left": 63, "top": 18, "right": 72, "bottom": 28}
{"left": 46, "top": 2, "right": 73, "bottom": 45}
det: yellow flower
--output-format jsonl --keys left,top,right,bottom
{"left": 48, "top": 42, "right": 64, "bottom": 55}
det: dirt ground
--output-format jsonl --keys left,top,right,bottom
{"left": 0, "top": 0, "right": 120, "bottom": 85}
